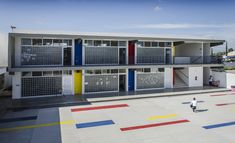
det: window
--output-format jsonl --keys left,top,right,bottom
{"left": 165, "top": 42, "right": 172, "bottom": 47}
{"left": 21, "top": 38, "right": 31, "bottom": 45}
{"left": 43, "top": 71, "right": 53, "bottom": 76}
{"left": 85, "top": 70, "right": 94, "bottom": 74}
{"left": 32, "top": 39, "right": 42, "bottom": 45}
{"left": 152, "top": 42, "right": 158, "bottom": 47}
{"left": 159, "top": 42, "right": 165, "bottom": 47}
{"left": 111, "top": 69, "right": 118, "bottom": 73}
{"left": 158, "top": 68, "right": 165, "bottom": 72}
{"left": 32, "top": 71, "right": 42, "bottom": 76}
{"left": 111, "top": 41, "right": 118, "bottom": 46}
{"left": 94, "top": 40, "right": 102, "bottom": 46}
{"left": 119, "top": 69, "right": 126, "bottom": 73}
{"left": 102, "top": 40, "right": 110, "bottom": 46}
{"left": 137, "top": 41, "right": 144, "bottom": 47}
{"left": 86, "top": 40, "right": 93, "bottom": 46}
{"left": 43, "top": 39, "right": 52, "bottom": 45}
{"left": 63, "top": 70, "right": 72, "bottom": 75}
{"left": 144, "top": 42, "right": 151, "bottom": 47}
{"left": 118, "top": 41, "right": 126, "bottom": 47}
{"left": 94, "top": 70, "right": 101, "bottom": 74}
{"left": 53, "top": 39, "right": 62, "bottom": 45}
{"left": 63, "top": 39, "right": 72, "bottom": 46}
{"left": 53, "top": 71, "right": 62, "bottom": 76}
{"left": 144, "top": 68, "right": 151, "bottom": 72}
{"left": 22, "top": 72, "right": 31, "bottom": 77}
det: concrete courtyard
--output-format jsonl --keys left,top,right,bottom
{"left": 0, "top": 91, "right": 235, "bottom": 143}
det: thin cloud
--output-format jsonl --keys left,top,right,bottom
{"left": 154, "top": 5, "right": 162, "bottom": 11}
{"left": 134, "top": 24, "right": 235, "bottom": 29}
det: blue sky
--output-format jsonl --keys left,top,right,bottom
{"left": 0, "top": 0, "right": 235, "bottom": 55}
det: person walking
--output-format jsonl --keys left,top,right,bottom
{"left": 209, "top": 75, "right": 213, "bottom": 86}
{"left": 190, "top": 98, "right": 197, "bottom": 112}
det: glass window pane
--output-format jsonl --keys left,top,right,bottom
{"left": 111, "top": 41, "right": 118, "bottom": 46}
{"left": 95, "top": 70, "right": 101, "bottom": 74}
{"left": 152, "top": 42, "right": 158, "bottom": 47}
{"left": 159, "top": 42, "right": 165, "bottom": 47}
{"left": 53, "top": 71, "right": 62, "bottom": 76}
{"left": 137, "top": 41, "right": 144, "bottom": 47}
{"left": 32, "top": 71, "right": 42, "bottom": 76}
{"left": 102, "top": 40, "right": 110, "bottom": 46}
{"left": 43, "top": 39, "right": 52, "bottom": 45}
{"left": 21, "top": 38, "right": 31, "bottom": 45}
{"left": 144, "top": 68, "right": 151, "bottom": 72}
{"left": 119, "top": 69, "right": 126, "bottom": 73}
{"left": 145, "top": 42, "right": 151, "bottom": 47}
{"left": 165, "top": 42, "right": 171, "bottom": 47}
{"left": 32, "top": 39, "right": 42, "bottom": 45}
{"left": 87, "top": 40, "right": 93, "bottom": 46}
{"left": 118, "top": 41, "right": 126, "bottom": 47}
{"left": 94, "top": 40, "right": 102, "bottom": 46}
{"left": 158, "top": 68, "right": 165, "bottom": 72}
{"left": 63, "top": 39, "right": 72, "bottom": 46}
{"left": 43, "top": 71, "right": 52, "bottom": 76}
{"left": 111, "top": 69, "right": 118, "bottom": 73}
{"left": 53, "top": 39, "right": 62, "bottom": 46}
{"left": 22, "top": 72, "right": 31, "bottom": 77}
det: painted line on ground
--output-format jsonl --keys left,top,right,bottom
{"left": 216, "top": 102, "right": 235, "bottom": 106}
{"left": 203, "top": 121, "right": 235, "bottom": 129}
{"left": 146, "top": 114, "right": 177, "bottom": 120}
{"left": 120, "top": 119, "right": 190, "bottom": 131}
{"left": 0, "top": 116, "right": 37, "bottom": 123}
{"left": 76, "top": 120, "right": 114, "bottom": 129}
{"left": 0, "top": 120, "right": 75, "bottom": 132}
{"left": 182, "top": 101, "right": 204, "bottom": 104}
{"left": 71, "top": 104, "right": 129, "bottom": 112}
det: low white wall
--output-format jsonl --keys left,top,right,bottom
{"left": 189, "top": 67, "right": 203, "bottom": 87}
{"left": 12, "top": 72, "right": 21, "bottom": 99}
{"left": 226, "top": 72, "right": 235, "bottom": 89}
{"left": 211, "top": 71, "right": 226, "bottom": 87}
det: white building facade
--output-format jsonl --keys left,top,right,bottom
{"left": 8, "top": 32, "right": 225, "bottom": 99}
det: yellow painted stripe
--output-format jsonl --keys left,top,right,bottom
{"left": 147, "top": 114, "right": 177, "bottom": 121}
{"left": 0, "top": 120, "right": 75, "bottom": 132}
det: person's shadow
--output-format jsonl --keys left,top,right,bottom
{"left": 196, "top": 109, "right": 208, "bottom": 112}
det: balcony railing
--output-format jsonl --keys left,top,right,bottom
{"left": 11, "top": 56, "right": 223, "bottom": 69}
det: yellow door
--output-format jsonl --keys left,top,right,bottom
{"left": 74, "top": 70, "right": 82, "bottom": 95}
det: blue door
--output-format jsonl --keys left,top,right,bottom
{"left": 75, "top": 39, "right": 82, "bottom": 65}
{"left": 128, "top": 69, "right": 135, "bottom": 91}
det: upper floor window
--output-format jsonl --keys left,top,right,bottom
{"left": 118, "top": 41, "right": 126, "bottom": 47}
{"left": 144, "top": 42, "right": 151, "bottom": 47}
{"left": 165, "top": 42, "right": 172, "bottom": 47}
{"left": 43, "top": 39, "right": 53, "bottom": 46}
{"left": 32, "top": 39, "right": 42, "bottom": 45}
{"left": 94, "top": 40, "right": 102, "bottom": 46}
{"left": 152, "top": 42, "right": 158, "bottom": 47}
{"left": 102, "top": 41, "right": 110, "bottom": 46}
{"left": 111, "top": 41, "right": 118, "bottom": 47}
{"left": 53, "top": 39, "right": 62, "bottom": 46}
{"left": 21, "top": 38, "right": 31, "bottom": 45}
{"left": 63, "top": 39, "right": 72, "bottom": 46}
{"left": 159, "top": 42, "right": 165, "bottom": 47}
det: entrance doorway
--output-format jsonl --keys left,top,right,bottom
{"left": 119, "top": 75, "right": 126, "bottom": 91}
{"left": 119, "top": 48, "right": 126, "bottom": 65}
{"left": 63, "top": 47, "right": 72, "bottom": 66}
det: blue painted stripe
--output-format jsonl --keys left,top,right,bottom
{"left": 0, "top": 116, "right": 37, "bottom": 123}
{"left": 203, "top": 121, "right": 235, "bottom": 129}
{"left": 76, "top": 120, "right": 114, "bottom": 129}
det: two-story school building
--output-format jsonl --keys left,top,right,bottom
{"left": 8, "top": 32, "right": 224, "bottom": 99}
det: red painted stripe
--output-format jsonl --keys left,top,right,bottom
{"left": 120, "top": 119, "right": 190, "bottom": 131}
{"left": 71, "top": 104, "right": 129, "bottom": 112}
{"left": 216, "top": 102, "right": 235, "bottom": 106}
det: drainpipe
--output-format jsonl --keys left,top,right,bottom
{"left": 225, "top": 41, "right": 228, "bottom": 56}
